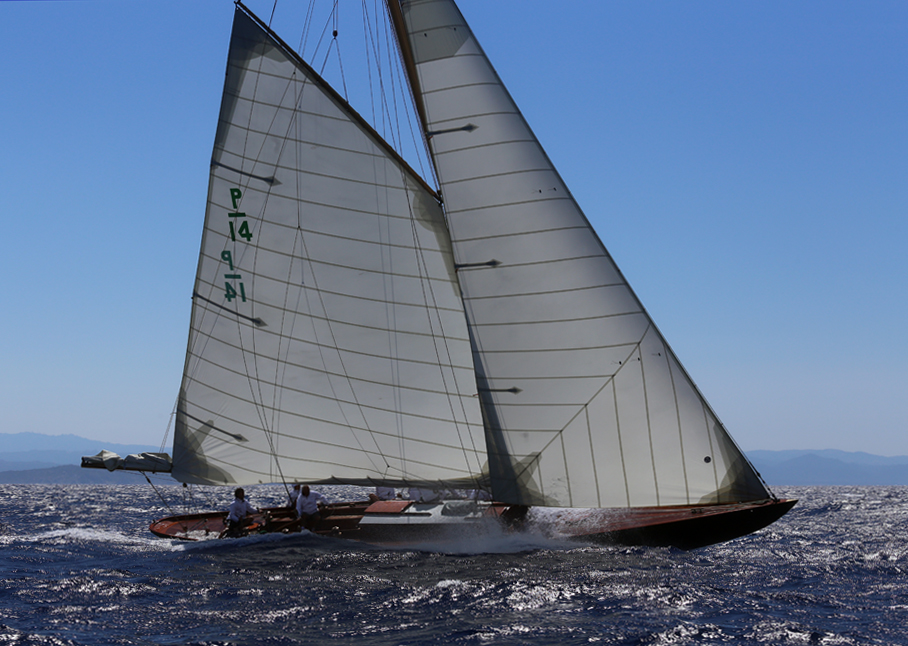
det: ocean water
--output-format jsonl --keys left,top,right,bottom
{"left": 1, "top": 484, "right": 905, "bottom": 645}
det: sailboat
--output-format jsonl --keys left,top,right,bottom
{"left": 83, "top": 0, "right": 795, "bottom": 549}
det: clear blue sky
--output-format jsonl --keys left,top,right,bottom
{"left": 2, "top": 1, "right": 906, "bottom": 456}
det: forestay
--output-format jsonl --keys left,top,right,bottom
{"left": 172, "top": 8, "right": 487, "bottom": 488}
{"left": 395, "top": 0, "right": 768, "bottom": 508}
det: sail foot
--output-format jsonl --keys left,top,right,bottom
{"left": 81, "top": 450, "right": 172, "bottom": 473}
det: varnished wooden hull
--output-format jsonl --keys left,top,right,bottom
{"left": 149, "top": 498, "right": 796, "bottom": 550}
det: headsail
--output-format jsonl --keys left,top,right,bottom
{"left": 173, "top": 6, "right": 486, "bottom": 488}
{"left": 393, "top": 0, "right": 768, "bottom": 508}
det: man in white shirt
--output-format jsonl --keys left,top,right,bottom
{"left": 226, "top": 488, "right": 259, "bottom": 536}
{"left": 295, "top": 485, "right": 328, "bottom": 531}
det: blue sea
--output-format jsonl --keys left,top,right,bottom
{"left": 1, "top": 484, "right": 905, "bottom": 645}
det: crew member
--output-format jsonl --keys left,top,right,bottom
{"left": 295, "top": 485, "right": 328, "bottom": 531}
{"left": 226, "top": 488, "right": 259, "bottom": 535}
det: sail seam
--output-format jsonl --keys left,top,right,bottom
{"left": 585, "top": 405, "right": 601, "bottom": 508}
{"left": 433, "top": 140, "right": 540, "bottom": 160}
{"left": 470, "top": 374, "right": 622, "bottom": 383}
{"left": 188, "top": 348, "right": 477, "bottom": 405}
{"left": 420, "top": 80, "right": 507, "bottom": 97}
{"left": 197, "top": 249, "right": 461, "bottom": 292}
{"left": 452, "top": 224, "right": 593, "bottom": 244}
{"left": 206, "top": 183, "right": 435, "bottom": 224}
{"left": 462, "top": 282, "right": 631, "bottom": 302}
{"left": 637, "top": 343, "right": 661, "bottom": 506}
{"left": 430, "top": 138, "right": 538, "bottom": 157}
{"left": 184, "top": 389, "right": 485, "bottom": 448}
{"left": 456, "top": 254, "right": 630, "bottom": 274}
{"left": 468, "top": 311, "right": 642, "bottom": 327}
{"left": 480, "top": 340, "right": 645, "bottom": 354}
{"left": 422, "top": 111, "right": 520, "bottom": 130}
{"left": 440, "top": 167, "right": 563, "bottom": 187}
{"left": 195, "top": 268, "right": 464, "bottom": 314}
{"left": 613, "top": 380, "right": 632, "bottom": 506}
{"left": 663, "top": 346, "right": 691, "bottom": 504}
{"left": 214, "top": 149, "right": 428, "bottom": 193}
{"left": 192, "top": 445, "right": 480, "bottom": 481}
{"left": 443, "top": 194, "right": 573, "bottom": 214}
{"left": 192, "top": 294, "right": 469, "bottom": 341}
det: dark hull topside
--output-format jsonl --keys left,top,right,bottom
{"left": 149, "top": 498, "right": 797, "bottom": 550}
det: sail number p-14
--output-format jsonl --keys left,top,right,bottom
{"left": 224, "top": 187, "right": 252, "bottom": 303}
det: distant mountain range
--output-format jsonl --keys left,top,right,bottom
{"left": 2, "top": 432, "right": 908, "bottom": 486}
{"left": 0, "top": 432, "right": 160, "bottom": 484}
{"left": 748, "top": 449, "right": 908, "bottom": 487}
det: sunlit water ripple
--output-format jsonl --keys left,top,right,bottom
{"left": 1, "top": 484, "right": 906, "bottom": 645}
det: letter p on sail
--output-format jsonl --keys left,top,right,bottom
{"left": 230, "top": 188, "right": 242, "bottom": 209}
{"left": 221, "top": 250, "right": 234, "bottom": 270}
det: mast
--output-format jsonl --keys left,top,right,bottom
{"left": 384, "top": 0, "right": 531, "bottom": 504}
{"left": 384, "top": 0, "right": 437, "bottom": 182}
{"left": 385, "top": 1, "right": 425, "bottom": 129}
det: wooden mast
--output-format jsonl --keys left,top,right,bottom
{"left": 384, "top": 0, "right": 439, "bottom": 184}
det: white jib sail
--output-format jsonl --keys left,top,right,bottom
{"left": 397, "top": 0, "right": 768, "bottom": 508}
{"left": 172, "top": 7, "right": 487, "bottom": 488}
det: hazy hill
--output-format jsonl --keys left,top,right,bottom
{"left": 748, "top": 450, "right": 908, "bottom": 486}
{"left": 1, "top": 432, "right": 159, "bottom": 473}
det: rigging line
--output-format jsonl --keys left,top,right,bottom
{"left": 366, "top": 7, "right": 407, "bottom": 472}
{"left": 297, "top": 0, "right": 317, "bottom": 58}
{"left": 160, "top": 397, "right": 178, "bottom": 455}
{"left": 295, "top": 228, "right": 387, "bottom": 476}
{"left": 301, "top": 1, "right": 320, "bottom": 57}
{"left": 381, "top": 0, "right": 429, "bottom": 183}
{"left": 612, "top": 378, "right": 631, "bottom": 507}
{"left": 361, "top": 0, "right": 379, "bottom": 135}
{"left": 361, "top": 0, "right": 397, "bottom": 151}
{"left": 380, "top": 0, "right": 436, "bottom": 188}
{"left": 370, "top": 139, "right": 405, "bottom": 473}
{"left": 263, "top": 75, "right": 384, "bottom": 475}
{"left": 663, "top": 342, "right": 691, "bottom": 503}
{"left": 378, "top": 0, "right": 418, "bottom": 183}
{"left": 309, "top": 4, "right": 340, "bottom": 85}
{"left": 380, "top": 2, "right": 403, "bottom": 152}
{"left": 368, "top": 3, "right": 404, "bottom": 152}
{"left": 290, "top": 33, "right": 403, "bottom": 477}
{"left": 252, "top": 75, "right": 314, "bottom": 485}
{"left": 279, "top": 73, "right": 384, "bottom": 476}
{"left": 700, "top": 399, "right": 720, "bottom": 500}
{"left": 227, "top": 26, "right": 365, "bottom": 485}
{"left": 235, "top": 209, "right": 291, "bottom": 484}
{"left": 498, "top": 326, "right": 653, "bottom": 489}
{"left": 637, "top": 337, "right": 661, "bottom": 506}
{"left": 143, "top": 471, "right": 178, "bottom": 518}
{"left": 363, "top": 2, "right": 475, "bottom": 476}
{"left": 268, "top": 0, "right": 277, "bottom": 28}
{"left": 403, "top": 182, "right": 483, "bottom": 473}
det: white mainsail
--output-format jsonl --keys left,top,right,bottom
{"left": 394, "top": 0, "right": 768, "bottom": 507}
{"left": 172, "top": 9, "right": 487, "bottom": 488}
